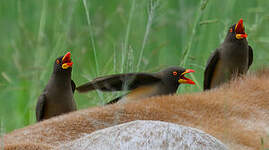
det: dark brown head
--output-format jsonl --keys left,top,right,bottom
{"left": 158, "top": 66, "right": 195, "bottom": 92}
{"left": 53, "top": 52, "right": 73, "bottom": 74}
{"left": 225, "top": 19, "right": 248, "bottom": 42}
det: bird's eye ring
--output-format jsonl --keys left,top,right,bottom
{"left": 173, "top": 71, "right": 177, "bottom": 76}
{"left": 56, "top": 60, "right": 60, "bottom": 64}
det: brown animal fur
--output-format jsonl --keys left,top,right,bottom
{"left": 2, "top": 70, "right": 269, "bottom": 150}
{"left": 3, "top": 143, "right": 52, "bottom": 150}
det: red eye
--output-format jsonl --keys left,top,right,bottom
{"left": 229, "top": 28, "right": 233, "bottom": 32}
{"left": 56, "top": 60, "right": 60, "bottom": 64}
{"left": 173, "top": 71, "right": 177, "bottom": 76}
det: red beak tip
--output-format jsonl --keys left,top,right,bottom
{"left": 186, "top": 69, "right": 195, "bottom": 73}
{"left": 66, "top": 52, "right": 71, "bottom": 56}
{"left": 62, "top": 52, "right": 73, "bottom": 65}
{"left": 237, "top": 19, "right": 243, "bottom": 27}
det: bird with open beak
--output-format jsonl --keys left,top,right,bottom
{"left": 36, "top": 52, "right": 76, "bottom": 122}
{"left": 204, "top": 19, "right": 253, "bottom": 90}
{"left": 76, "top": 66, "right": 195, "bottom": 104}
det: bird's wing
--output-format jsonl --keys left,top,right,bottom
{"left": 248, "top": 45, "right": 253, "bottom": 69}
{"left": 71, "top": 80, "right": 76, "bottom": 93}
{"left": 204, "top": 50, "right": 220, "bottom": 90}
{"left": 76, "top": 73, "right": 161, "bottom": 92}
{"left": 36, "top": 93, "right": 47, "bottom": 122}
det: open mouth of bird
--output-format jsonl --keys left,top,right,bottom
{"left": 235, "top": 19, "right": 248, "bottom": 39}
{"left": 62, "top": 52, "right": 73, "bottom": 69}
{"left": 178, "top": 69, "right": 195, "bottom": 85}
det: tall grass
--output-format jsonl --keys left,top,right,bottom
{"left": 137, "top": 0, "right": 159, "bottom": 71}
{"left": 0, "top": 0, "right": 268, "bottom": 134}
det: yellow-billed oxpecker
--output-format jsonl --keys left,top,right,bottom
{"left": 36, "top": 52, "right": 76, "bottom": 122}
{"left": 204, "top": 19, "right": 253, "bottom": 90}
{"left": 76, "top": 66, "right": 195, "bottom": 104}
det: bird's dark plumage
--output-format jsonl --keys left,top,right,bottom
{"left": 204, "top": 19, "right": 253, "bottom": 90}
{"left": 204, "top": 50, "right": 220, "bottom": 90}
{"left": 36, "top": 94, "right": 47, "bottom": 121}
{"left": 76, "top": 66, "right": 195, "bottom": 104}
{"left": 76, "top": 73, "right": 161, "bottom": 92}
{"left": 248, "top": 46, "right": 253, "bottom": 68}
{"left": 36, "top": 52, "right": 76, "bottom": 122}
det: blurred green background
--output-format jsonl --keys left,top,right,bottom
{"left": 0, "top": 0, "right": 268, "bottom": 133}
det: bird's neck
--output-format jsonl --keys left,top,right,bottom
{"left": 224, "top": 35, "right": 247, "bottom": 45}
{"left": 161, "top": 79, "right": 179, "bottom": 94}
{"left": 223, "top": 37, "right": 248, "bottom": 53}
{"left": 50, "top": 71, "right": 72, "bottom": 87}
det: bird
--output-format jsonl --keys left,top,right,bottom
{"left": 204, "top": 19, "right": 253, "bottom": 90}
{"left": 36, "top": 52, "right": 76, "bottom": 122}
{"left": 76, "top": 66, "right": 195, "bottom": 104}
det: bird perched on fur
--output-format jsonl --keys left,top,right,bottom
{"left": 36, "top": 52, "right": 76, "bottom": 122}
{"left": 204, "top": 19, "right": 253, "bottom": 90}
{"left": 76, "top": 66, "right": 195, "bottom": 104}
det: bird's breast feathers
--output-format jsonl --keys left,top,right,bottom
{"left": 119, "top": 84, "right": 160, "bottom": 103}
